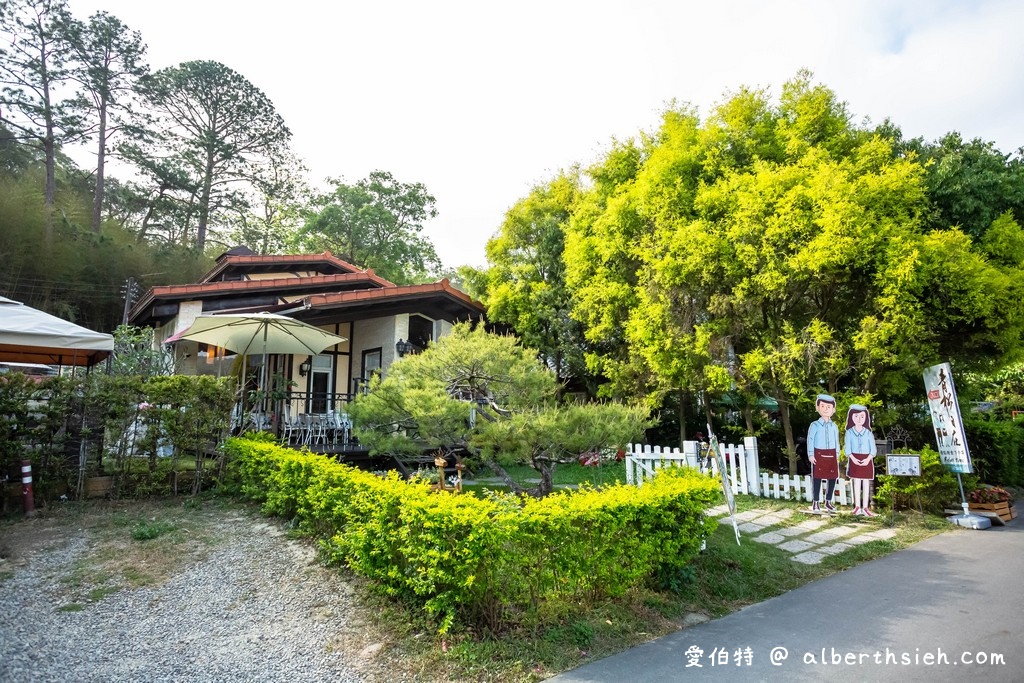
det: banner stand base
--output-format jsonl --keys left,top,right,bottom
{"left": 947, "top": 513, "right": 992, "bottom": 530}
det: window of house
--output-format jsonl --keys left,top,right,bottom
{"left": 408, "top": 315, "right": 434, "bottom": 352}
{"left": 352, "top": 348, "right": 382, "bottom": 395}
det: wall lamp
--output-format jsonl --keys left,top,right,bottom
{"left": 299, "top": 358, "right": 312, "bottom": 377}
{"left": 396, "top": 339, "right": 414, "bottom": 357}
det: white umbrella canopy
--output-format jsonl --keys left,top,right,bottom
{"left": 173, "top": 313, "right": 346, "bottom": 424}
{"left": 0, "top": 295, "right": 114, "bottom": 367}
{"left": 175, "top": 312, "right": 345, "bottom": 357}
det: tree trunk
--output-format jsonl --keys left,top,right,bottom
{"left": 91, "top": 100, "right": 108, "bottom": 233}
{"left": 534, "top": 458, "right": 554, "bottom": 497}
{"left": 483, "top": 458, "right": 526, "bottom": 496}
{"left": 776, "top": 390, "right": 797, "bottom": 475}
{"left": 41, "top": 51, "right": 56, "bottom": 243}
{"left": 743, "top": 405, "right": 755, "bottom": 436}
{"left": 42, "top": 134, "right": 56, "bottom": 244}
{"left": 678, "top": 389, "right": 687, "bottom": 447}
{"left": 702, "top": 396, "right": 714, "bottom": 435}
{"left": 197, "top": 150, "right": 216, "bottom": 251}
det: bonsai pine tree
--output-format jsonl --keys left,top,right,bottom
{"left": 349, "top": 322, "right": 650, "bottom": 496}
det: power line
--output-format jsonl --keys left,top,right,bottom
{"left": 1, "top": 274, "right": 126, "bottom": 286}
{"left": 0, "top": 279, "right": 125, "bottom": 295}
{"left": 2, "top": 285, "right": 122, "bottom": 297}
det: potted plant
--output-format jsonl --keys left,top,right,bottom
{"left": 968, "top": 486, "right": 1016, "bottom": 521}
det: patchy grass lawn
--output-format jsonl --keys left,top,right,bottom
{"left": 464, "top": 460, "right": 628, "bottom": 493}
{"left": 0, "top": 496, "right": 238, "bottom": 610}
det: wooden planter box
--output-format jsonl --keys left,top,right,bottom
{"left": 969, "top": 501, "right": 1017, "bottom": 522}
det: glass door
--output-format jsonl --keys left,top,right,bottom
{"left": 309, "top": 354, "right": 333, "bottom": 413}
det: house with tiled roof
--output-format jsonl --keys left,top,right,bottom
{"left": 128, "top": 247, "right": 484, "bottom": 425}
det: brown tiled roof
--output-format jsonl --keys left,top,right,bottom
{"left": 128, "top": 271, "right": 390, "bottom": 321}
{"left": 199, "top": 251, "right": 389, "bottom": 284}
{"left": 127, "top": 250, "right": 483, "bottom": 326}
{"left": 153, "top": 272, "right": 389, "bottom": 298}
{"left": 308, "top": 280, "right": 482, "bottom": 309}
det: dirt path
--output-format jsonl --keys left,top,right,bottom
{"left": 0, "top": 499, "right": 412, "bottom": 683}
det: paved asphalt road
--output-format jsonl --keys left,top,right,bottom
{"left": 550, "top": 519, "right": 1022, "bottom": 682}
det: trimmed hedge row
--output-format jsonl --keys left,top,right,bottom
{"left": 223, "top": 436, "right": 720, "bottom": 633}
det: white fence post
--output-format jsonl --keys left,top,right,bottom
{"left": 626, "top": 443, "right": 635, "bottom": 485}
{"left": 734, "top": 443, "right": 747, "bottom": 495}
{"left": 628, "top": 438, "right": 860, "bottom": 509}
{"left": 683, "top": 440, "right": 699, "bottom": 468}
{"left": 626, "top": 438, "right": 763, "bottom": 496}
{"left": 627, "top": 443, "right": 693, "bottom": 487}
{"left": 743, "top": 436, "right": 760, "bottom": 496}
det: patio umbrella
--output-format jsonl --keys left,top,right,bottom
{"left": 175, "top": 312, "right": 344, "bottom": 358}
{"left": 173, "top": 312, "right": 346, "bottom": 414}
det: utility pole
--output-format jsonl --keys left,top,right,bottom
{"left": 121, "top": 277, "right": 140, "bottom": 325}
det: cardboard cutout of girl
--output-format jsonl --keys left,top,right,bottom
{"left": 844, "top": 404, "right": 877, "bottom": 516}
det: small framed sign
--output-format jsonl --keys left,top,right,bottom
{"left": 886, "top": 454, "right": 921, "bottom": 477}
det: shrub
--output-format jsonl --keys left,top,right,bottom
{"left": 963, "top": 414, "right": 1024, "bottom": 487}
{"left": 221, "top": 435, "right": 719, "bottom": 634}
{"left": 875, "top": 446, "right": 977, "bottom": 513}
{"left": 2, "top": 371, "right": 235, "bottom": 501}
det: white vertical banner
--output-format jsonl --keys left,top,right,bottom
{"left": 708, "top": 426, "right": 741, "bottom": 545}
{"left": 923, "top": 362, "right": 973, "bottom": 474}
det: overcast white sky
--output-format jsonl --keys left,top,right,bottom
{"left": 70, "top": 0, "right": 1024, "bottom": 270}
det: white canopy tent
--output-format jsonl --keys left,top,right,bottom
{"left": 0, "top": 296, "right": 114, "bottom": 367}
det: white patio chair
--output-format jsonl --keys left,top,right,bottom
{"left": 281, "top": 405, "right": 301, "bottom": 444}
{"left": 230, "top": 403, "right": 243, "bottom": 433}
{"left": 299, "top": 413, "right": 326, "bottom": 446}
{"left": 249, "top": 411, "right": 271, "bottom": 432}
{"left": 324, "top": 411, "right": 340, "bottom": 445}
{"left": 336, "top": 411, "right": 352, "bottom": 446}
{"left": 308, "top": 413, "right": 327, "bottom": 446}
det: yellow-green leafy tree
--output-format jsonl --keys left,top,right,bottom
{"left": 563, "top": 71, "right": 1024, "bottom": 472}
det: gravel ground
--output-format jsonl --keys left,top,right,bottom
{"left": 0, "top": 504, "right": 396, "bottom": 683}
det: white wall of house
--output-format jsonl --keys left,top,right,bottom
{"left": 175, "top": 301, "right": 204, "bottom": 334}
{"left": 351, "top": 316, "right": 401, "bottom": 386}
{"left": 349, "top": 313, "right": 453, "bottom": 385}
{"left": 155, "top": 302, "right": 206, "bottom": 376}
{"left": 245, "top": 271, "right": 314, "bottom": 281}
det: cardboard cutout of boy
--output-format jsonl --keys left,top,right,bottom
{"left": 807, "top": 394, "right": 839, "bottom": 513}
{"left": 844, "top": 404, "right": 877, "bottom": 516}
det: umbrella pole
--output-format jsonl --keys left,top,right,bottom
{"left": 262, "top": 324, "right": 269, "bottom": 432}
{"left": 241, "top": 354, "right": 249, "bottom": 433}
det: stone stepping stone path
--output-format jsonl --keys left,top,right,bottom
{"left": 706, "top": 506, "right": 897, "bottom": 564}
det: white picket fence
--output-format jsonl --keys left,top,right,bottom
{"left": 625, "top": 438, "right": 854, "bottom": 504}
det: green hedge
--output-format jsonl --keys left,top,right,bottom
{"left": 964, "top": 414, "right": 1024, "bottom": 486}
{"left": 223, "top": 435, "right": 720, "bottom": 633}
